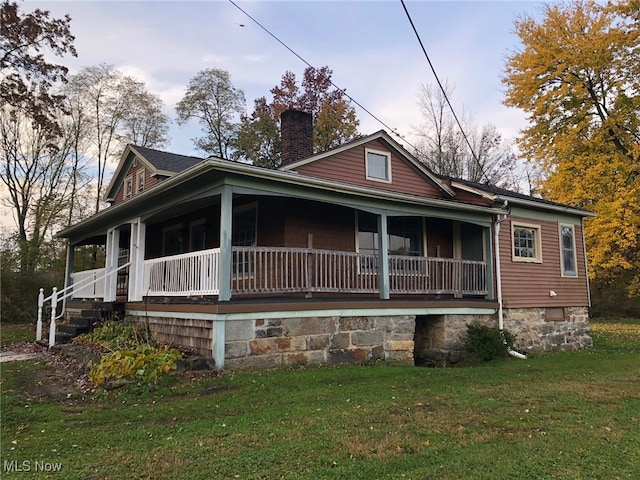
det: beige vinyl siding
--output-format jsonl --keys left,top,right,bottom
{"left": 294, "top": 140, "right": 446, "bottom": 199}
{"left": 500, "top": 216, "right": 589, "bottom": 308}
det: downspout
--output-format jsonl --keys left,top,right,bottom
{"left": 494, "top": 204, "right": 527, "bottom": 359}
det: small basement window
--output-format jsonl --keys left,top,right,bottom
{"left": 546, "top": 307, "right": 565, "bottom": 322}
{"left": 365, "top": 148, "right": 391, "bottom": 183}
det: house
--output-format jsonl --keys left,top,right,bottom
{"left": 49, "top": 110, "right": 594, "bottom": 369}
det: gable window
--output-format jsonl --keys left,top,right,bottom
{"left": 125, "top": 176, "right": 133, "bottom": 198}
{"left": 136, "top": 170, "right": 145, "bottom": 193}
{"left": 365, "top": 148, "right": 391, "bottom": 183}
{"left": 512, "top": 222, "right": 542, "bottom": 262}
{"left": 559, "top": 224, "right": 577, "bottom": 276}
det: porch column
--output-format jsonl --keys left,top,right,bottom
{"left": 377, "top": 212, "right": 390, "bottom": 299}
{"left": 104, "top": 227, "right": 120, "bottom": 302}
{"left": 218, "top": 185, "right": 233, "bottom": 301}
{"left": 213, "top": 316, "right": 226, "bottom": 368}
{"left": 128, "top": 218, "right": 147, "bottom": 302}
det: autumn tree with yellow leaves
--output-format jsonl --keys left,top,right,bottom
{"left": 502, "top": 0, "right": 640, "bottom": 315}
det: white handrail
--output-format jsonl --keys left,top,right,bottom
{"left": 37, "top": 261, "right": 131, "bottom": 347}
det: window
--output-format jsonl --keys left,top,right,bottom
{"left": 162, "top": 224, "right": 184, "bottom": 256}
{"left": 189, "top": 219, "right": 207, "bottom": 251}
{"left": 559, "top": 224, "right": 577, "bottom": 276}
{"left": 512, "top": 222, "right": 542, "bottom": 262}
{"left": 232, "top": 205, "right": 257, "bottom": 277}
{"left": 365, "top": 148, "right": 391, "bottom": 182}
{"left": 125, "top": 176, "right": 133, "bottom": 198}
{"left": 136, "top": 170, "right": 145, "bottom": 193}
{"left": 357, "top": 212, "right": 423, "bottom": 273}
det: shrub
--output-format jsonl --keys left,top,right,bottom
{"left": 89, "top": 344, "right": 182, "bottom": 386}
{"left": 74, "top": 318, "right": 155, "bottom": 351}
{"left": 464, "top": 323, "right": 515, "bottom": 362}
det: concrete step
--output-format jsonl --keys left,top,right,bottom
{"left": 54, "top": 332, "right": 74, "bottom": 345}
{"left": 58, "top": 324, "right": 91, "bottom": 336}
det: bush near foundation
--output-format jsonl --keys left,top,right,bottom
{"left": 464, "top": 323, "right": 515, "bottom": 362}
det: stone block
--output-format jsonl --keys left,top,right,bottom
{"left": 386, "top": 340, "right": 414, "bottom": 351}
{"left": 386, "top": 350, "right": 414, "bottom": 365}
{"left": 330, "top": 332, "right": 351, "bottom": 349}
{"left": 283, "top": 317, "right": 337, "bottom": 337}
{"left": 226, "top": 319, "right": 255, "bottom": 341}
{"left": 307, "top": 334, "right": 330, "bottom": 350}
{"left": 283, "top": 350, "right": 325, "bottom": 366}
{"left": 225, "top": 341, "right": 249, "bottom": 358}
{"left": 351, "top": 330, "right": 384, "bottom": 346}
{"left": 339, "top": 316, "right": 372, "bottom": 331}
{"left": 329, "top": 348, "right": 370, "bottom": 364}
{"left": 224, "top": 353, "right": 282, "bottom": 370}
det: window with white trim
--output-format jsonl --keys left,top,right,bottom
{"left": 136, "top": 170, "right": 145, "bottom": 193}
{"left": 365, "top": 148, "right": 391, "bottom": 183}
{"left": 125, "top": 176, "right": 133, "bottom": 198}
{"left": 512, "top": 222, "right": 542, "bottom": 262}
{"left": 559, "top": 224, "right": 577, "bottom": 276}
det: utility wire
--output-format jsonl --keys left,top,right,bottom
{"left": 228, "top": 0, "right": 412, "bottom": 144}
{"left": 400, "top": 0, "right": 491, "bottom": 184}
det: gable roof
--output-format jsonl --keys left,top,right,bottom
{"left": 279, "top": 130, "right": 456, "bottom": 198}
{"left": 104, "top": 144, "right": 204, "bottom": 202}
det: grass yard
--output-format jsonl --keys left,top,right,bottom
{"left": 1, "top": 317, "right": 639, "bottom": 479}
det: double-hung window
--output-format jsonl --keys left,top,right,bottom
{"left": 512, "top": 222, "right": 542, "bottom": 262}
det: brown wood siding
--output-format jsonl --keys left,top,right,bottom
{"left": 294, "top": 140, "right": 446, "bottom": 199}
{"left": 426, "top": 218, "right": 454, "bottom": 258}
{"left": 499, "top": 216, "right": 589, "bottom": 308}
{"left": 283, "top": 200, "right": 355, "bottom": 251}
{"left": 112, "top": 162, "right": 160, "bottom": 205}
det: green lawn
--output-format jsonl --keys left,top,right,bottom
{"left": 1, "top": 318, "right": 639, "bottom": 479}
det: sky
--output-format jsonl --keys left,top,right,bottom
{"left": 2, "top": 0, "right": 545, "bottom": 230}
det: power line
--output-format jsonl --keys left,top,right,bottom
{"left": 227, "top": 0, "right": 412, "bottom": 144}
{"left": 399, "top": 0, "right": 491, "bottom": 184}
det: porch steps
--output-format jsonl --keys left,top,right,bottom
{"left": 54, "top": 301, "right": 126, "bottom": 345}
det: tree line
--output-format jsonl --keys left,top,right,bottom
{"left": 1, "top": 0, "right": 638, "bottom": 320}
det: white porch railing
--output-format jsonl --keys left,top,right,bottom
{"left": 144, "top": 248, "right": 221, "bottom": 296}
{"left": 70, "top": 268, "right": 105, "bottom": 299}
{"left": 138, "top": 247, "right": 487, "bottom": 297}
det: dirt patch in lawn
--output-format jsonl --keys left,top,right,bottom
{"left": 1, "top": 342, "right": 96, "bottom": 404}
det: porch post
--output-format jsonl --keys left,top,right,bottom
{"left": 104, "top": 227, "right": 120, "bottom": 302}
{"left": 128, "top": 218, "right": 147, "bottom": 301}
{"left": 377, "top": 212, "right": 390, "bottom": 299}
{"left": 218, "top": 185, "right": 233, "bottom": 301}
{"left": 213, "top": 316, "right": 226, "bottom": 368}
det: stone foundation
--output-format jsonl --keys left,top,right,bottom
{"left": 224, "top": 315, "right": 416, "bottom": 370}
{"left": 503, "top": 306, "right": 592, "bottom": 352}
{"left": 131, "top": 306, "right": 591, "bottom": 370}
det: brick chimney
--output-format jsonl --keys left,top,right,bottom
{"left": 280, "top": 109, "right": 313, "bottom": 166}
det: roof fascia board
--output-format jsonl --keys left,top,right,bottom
{"left": 450, "top": 180, "right": 497, "bottom": 201}
{"left": 501, "top": 196, "right": 595, "bottom": 218}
